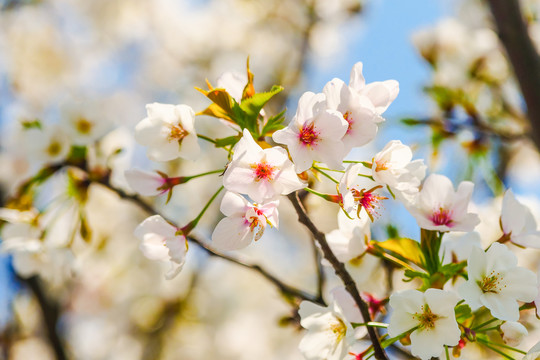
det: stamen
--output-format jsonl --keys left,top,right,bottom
{"left": 343, "top": 111, "right": 354, "bottom": 134}
{"left": 430, "top": 207, "right": 453, "bottom": 226}
{"left": 251, "top": 161, "right": 276, "bottom": 182}
{"left": 168, "top": 124, "right": 188, "bottom": 142}
{"left": 298, "top": 122, "right": 319, "bottom": 147}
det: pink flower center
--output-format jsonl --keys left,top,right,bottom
{"left": 351, "top": 186, "right": 387, "bottom": 221}
{"left": 298, "top": 122, "right": 319, "bottom": 147}
{"left": 251, "top": 161, "right": 276, "bottom": 182}
{"left": 343, "top": 111, "right": 354, "bottom": 134}
{"left": 430, "top": 207, "right": 453, "bottom": 226}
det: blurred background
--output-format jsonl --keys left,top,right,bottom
{"left": 2, "top": 0, "right": 540, "bottom": 359}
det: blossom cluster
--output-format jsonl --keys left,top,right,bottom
{"left": 2, "top": 58, "right": 540, "bottom": 360}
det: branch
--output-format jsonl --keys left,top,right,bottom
{"left": 287, "top": 192, "right": 389, "bottom": 360}
{"left": 487, "top": 0, "right": 540, "bottom": 149}
{"left": 18, "top": 275, "right": 68, "bottom": 360}
{"left": 93, "top": 176, "right": 322, "bottom": 306}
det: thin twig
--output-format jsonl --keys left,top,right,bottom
{"left": 287, "top": 192, "right": 389, "bottom": 360}
{"left": 94, "top": 176, "right": 322, "bottom": 305}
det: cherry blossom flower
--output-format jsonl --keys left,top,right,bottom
{"left": 371, "top": 140, "right": 426, "bottom": 199}
{"left": 500, "top": 321, "right": 527, "bottom": 347}
{"left": 134, "top": 102, "right": 200, "bottom": 162}
{"left": 348, "top": 62, "right": 399, "bottom": 116}
{"left": 21, "top": 125, "right": 71, "bottom": 163}
{"left": 326, "top": 211, "right": 370, "bottom": 263}
{"left": 500, "top": 189, "right": 540, "bottom": 248}
{"left": 211, "top": 191, "right": 278, "bottom": 251}
{"left": 124, "top": 169, "right": 167, "bottom": 196}
{"left": 323, "top": 78, "right": 378, "bottom": 152}
{"left": 272, "top": 91, "right": 348, "bottom": 173}
{"left": 298, "top": 299, "right": 358, "bottom": 360}
{"left": 407, "top": 173, "right": 480, "bottom": 232}
{"left": 338, "top": 163, "right": 387, "bottom": 221}
{"left": 134, "top": 215, "right": 187, "bottom": 279}
{"left": 387, "top": 289, "right": 461, "bottom": 360}
{"left": 223, "top": 129, "right": 305, "bottom": 203}
{"left": 459, "top": 243, "right": 538, "bottom": 321}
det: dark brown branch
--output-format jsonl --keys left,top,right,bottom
{"left": 287, "top": 192, "right": 389, "bottom": 360}
{"left": 94, "top": 177, "right": 322, "bottom": 306}
{"left": 310, "top": 234, "right": 326, "bottom": 303}
{"left": 18, "top": 275, "right": 68, "bottom": 360}
{"left": 487, "top": 0, "right": 540, "bottom": 149}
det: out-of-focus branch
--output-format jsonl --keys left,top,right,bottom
{"left": 18, "top": 275, "right": 68, "bottom": 360}
{"left": 487, "top": 0, "right": 540, "bottom": 149}
{"left": 286, "top": 192, "right": 389, "bottom": 360}
{"left": 93, "top": 175, "right": 323, "bottom": 306}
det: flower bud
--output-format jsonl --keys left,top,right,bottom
{"left": 500, "top": 321, "right": 527, "bottom": 347}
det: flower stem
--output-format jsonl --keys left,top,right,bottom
{"left": 312, "top": 165, "right": 339, "bottom": 183}
{"left": 182, "top": 186, "right": 224, "bottom": 234}
{"left": 303, "top": 187, "right": 340, "bottom": 203}
{"left": 478, "top": 337, "right": 527, "bottom": 354}
{"left": 353, "top": 321, "right": 389, "bottom": 328}
{"left": 343, "top": 160, "right": 372, "bottom": 168}
{"left": 471, "top": 317, "right": 500, "bottom": 331}
{"left": 182, "top": 169, "right": 224, "bottom": 182}
{"left": 197, "top": 134, "right": 217, "bottom": 144}
{"left": 476, "top": 337, "right": 517, "bottom": 360}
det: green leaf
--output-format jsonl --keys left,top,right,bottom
{"left": 215, "top": 135, "right": 242, "bottom": 148}
{"left": 455, "top": 303, "right": 472, "bottom": 322}
{"left": 261, "top": 109, "right": 287, "bottom": 136}
{"left": 385, "top": 224, "right": 399, "bottom": 239}
{"left": 439, "top": 261, "right": 467, "bottom": 278}
{"left": 20, "top": 119, "right": 42, "bottom": 129}
{"left": 373, "top": 237, "right": 425, "bottom": 267}
{"left": 400, "top": 118, "right": 424, "bottom": 126}
{"left": 404, "top": 269, "right": 429, "bottom": 281}
{"left": 240, "top": 85, "right": 283, "bottom": 134}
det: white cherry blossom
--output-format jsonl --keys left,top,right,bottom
{"left": 459, "top": 243, "right": 538, "bottom": 321}
{"left": 272, "top": 91, "right": 348, "bottom": 173}
{"left": 371, "top": 140, "right": 426, "bottom": 199}
{"left": 211, "top": 191, "right": 278, "bottom": 251}
{"left": 338, "top": 163, "right": 386, "bottom": 221}
{"left": 21, "top": 125, "right": 71, "bottom": 163}
{"left": 407, "top": 173, "right": 480, "bottom": 232}
{"left": 323, "top": 78, "right": 378, "bottom": 152}
{"left": 134, "top": 215, "right": 187, "bottom": 279}
{"left": 500, "top": 189, "right": 540, "bottom": 248}
{"left": 124, "top": 168, "right": 167, "bottom": 196}
{"left": 298, "top": 299, "right": 357, "bottom": 360}
{"left": 387, "top": 289, "right": 461, "bottom": 360}
{"left": 134, "top": 102, "right": 200, "bottom": 162}
{"left": 500, "top": 321, "right": 527, "bottom": 347}
{"left": 326, "top": 210, "right": 370, "bottom": 263}
{"left": 223, "top": 129, "right": 304, "bottom": 203}
{"left": 348, "top": 62, "right": 399, "bottom": 116}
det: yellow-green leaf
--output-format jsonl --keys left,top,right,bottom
{"left": 372, "top": 238, "right": 424, "bottom": 267}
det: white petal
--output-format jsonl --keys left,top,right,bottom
{"left": 124, "top": 168, "right": 164, "bottom": 196}
{"left": 211, "top": 216, "right": 253, "bottom": 250}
